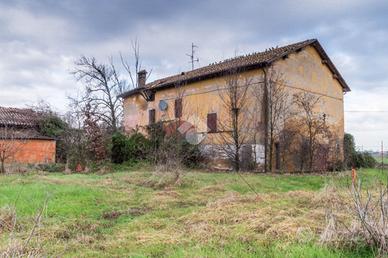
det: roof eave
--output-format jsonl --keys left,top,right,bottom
{"left": 120, "top": 39, "right": 351, "bottom": 98}
{"left": 311, "top": 40, "right": 351, "bottom": 92}
{"left": 118, "top": 87, "right": 144, "bottom": 99}
{"left": 149, "top": 62, "right": 268, "bottom": 92}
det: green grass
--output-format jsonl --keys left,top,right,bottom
{"left": 0, "top": 167, "right": 384, "bottom": 257}
{"left": 373, "top": 156, "right": 388, "bottom": 164}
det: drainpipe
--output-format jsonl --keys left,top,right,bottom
{"left": 263, "top": 67, "right": 269, "bottom": 173}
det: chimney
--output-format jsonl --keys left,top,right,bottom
{"left": 137, "top": 70, "right": 147, "bottom": 88}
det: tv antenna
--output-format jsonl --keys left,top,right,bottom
{"left": 186, "top": 43, "right": 199, "bottom": 70}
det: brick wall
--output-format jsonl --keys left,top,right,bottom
{"left": 0, "top": 139, "right": 56, "bottom": 164}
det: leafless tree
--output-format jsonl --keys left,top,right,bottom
{"left": 321, "top": 181, "right": 388, "bottom": 256}
{"left": 254, "top": 68, "right": 291, "bottom": 172}
{"left": 120, "top": 39, "right": 151, "bottom": 88}
{"left": 293, "top": 92, "right": 329, "bottom": 171}
{"left": 83, "top": 102, "right": 107, "bottom": 161}
{"left": 61, "top": 106, "right": 89, "bottom": 171}
{"left": 72, "top": 56, "right": 125, "bottom": 131}
{"left": 217, "top": 69, "right": 252, "bottom": 171}
{"left": 0, "top": 126, "right": 30, "bottom": 174}
{"left": 72, "top": 40, "right": 150, "bottom": 132}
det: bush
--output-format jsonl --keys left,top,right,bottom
{"left": 111, "top": 132, "right": 151, "bottom": 164}
{"left": 35, "top": 163, "right": 65, "bottom": 173}
{"left": 344, "top": 133, "right": 376, "bottom": 169}
{"left": 111, "top": 125, "right": 203, "bottom": 169}
{"left": 344, "top": 133, "right": 356, "bottom": 169}
{"left": 180, "top": 140, "right": 203, "bottom": 168}
{"left": 354, "top": 152, "right": 376, "bottom": 168}
{"left": 127, "top": 133, "right": 151, "bottom": 161}
{"left": 111, "top": 132, "right": 128, "bottom": 164}
{"left": 38, "top": 114, "right": 68, "bottom": 163}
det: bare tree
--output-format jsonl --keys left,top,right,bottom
{"left": 61, "top": 108, "right": 89, "bottom": 172}
{"left": 0, "top": 126, "right": 30, "bottom": 174}
{"left": 254, "top": 68, "right": 290, "bottom": 172}
{"left": 217, "top": 69, "right": 252, "bottom": 171}
{"left": 72, "top": 56, "right": 125, "bottom": 131}
{"left": 83, "top": 102, "right": 107, "bottom": 161}
{"left": 120, "top": 39, "right": 151, "bottom": 89}
{"left": 293, "top": 92, "right": 329, "bottom": 171}
{"left": 72, "top": 40, "right": 149, "bottom": 132}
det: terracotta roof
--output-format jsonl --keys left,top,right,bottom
{"left": 0, "top": 107, "right": 39, "bottom": 127}
{"left": 119, "top": 39, "right": 350, "bottom": 99}
{"left": 0, "top": 128, "right": 54, "bottom": 140}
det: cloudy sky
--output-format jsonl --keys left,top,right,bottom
{"left": 0, "top": 0, "right": 388, "bottom": 149}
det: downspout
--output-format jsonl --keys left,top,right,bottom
{"left": 263, "top": 66, "right": 269, "bottom": 173}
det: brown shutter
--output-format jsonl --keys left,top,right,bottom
{"left": 149, "top": 109, "right": 155, "bottom": 125}
{"left": 175, "top": 98, "right": 182, "bottom": 118}
{"left": 207, "top": 113, "right": 217, "bottom": 133}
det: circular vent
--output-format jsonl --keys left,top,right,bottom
{"left": 159, "top": 100, "right": 168, "bottom": 111}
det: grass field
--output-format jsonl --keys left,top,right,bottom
{"left": 0, "top": 166, "right": 386, "bottom": 257}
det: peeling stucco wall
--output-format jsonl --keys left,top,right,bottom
{"left": 274, "top": 45, "right": 345, "bottom": 145}
{"left": 122, "top": 45, "right": 346, "bottom": 169}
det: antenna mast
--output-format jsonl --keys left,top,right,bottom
{"left": 186, "top": 43, "right": 199, "bottom": 70}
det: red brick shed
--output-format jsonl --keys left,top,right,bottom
{"left": 0, "top": 107, "right": 56, "bottom": 164}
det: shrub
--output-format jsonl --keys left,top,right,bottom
{"left": 111, "top": 124, "right": 203, "bottom": 169}
{"left": 38, "top": 114, "right": 68, "bottom": 163}
{"left": 111, "top": 132, "right": 128, "bottom": 164}
{"left": 344, "top": 133, "right": 376, "bottom": 169}
{"left": 344, "top": 133, "right": 356, "bottom": 169}
{"left": 126, "top": 132, "right": 151, "bottom": 161}
{"left": 36, "top": 163, "right": 65, "bottom": 173}
{"left": 180, "top": 140, "right": 203, "bottom": 168}
{"left": 354, "top": 152, "right": 376, "bottom": 168}
{"left": 111, "top": 132, "right": 151, "bottom": 164}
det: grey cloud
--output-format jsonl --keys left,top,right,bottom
{"left": 1, "top": 0, "right": 388, "bottom": 148}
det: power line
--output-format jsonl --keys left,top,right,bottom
{"left": 345, "top": 110, "right": 388, "bottom": 113}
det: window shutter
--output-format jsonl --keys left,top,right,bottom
{"left": 149, "top": 109, "right": 155, "bottom": 125}
{"left": 175, "top": 98, "right": 182, "bottom": 118}
{"left": 207, "top": 113, "right": 217, "bottom": 133}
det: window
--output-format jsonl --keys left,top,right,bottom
{"left": 207, "top": 113, "right": 217, "bottom": 133}
{"left": 149, "top": 109, "right": 155, "bottom": 125}
{"left": 174, "top": 98, "right": 182, "bottom": 118}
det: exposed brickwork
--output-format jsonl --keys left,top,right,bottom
{"left": 0, "top": 139, "right": 56, "bottom": 164}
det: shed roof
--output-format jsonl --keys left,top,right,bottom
{"left": 0, "top": 107, "right": 39, "bottom": 127}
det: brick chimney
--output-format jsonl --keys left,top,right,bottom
{"left": 137, "top": 70, "right": 147, "bottom": 88}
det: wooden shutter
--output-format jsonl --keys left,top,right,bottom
{"left": 207, "top": 113, "right": 217, "bottom": 133}
{"left": 149, "top": 109, "right": 155, "bottom": 125}
{"left": 175, "top": 98, "right": 182, "bottom": 118}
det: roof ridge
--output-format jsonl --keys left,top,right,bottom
{"left": 0, "top": 106, "right": 39, "bottom": 127}
{"left": 148, "top": 39, "right": 317, "bottom": 87}
{"left": 119, "top": 38, "right": 349, "bottom": 98}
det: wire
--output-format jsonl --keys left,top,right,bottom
{"left": 345, "top": 110, "right": 388, "bottom": 113}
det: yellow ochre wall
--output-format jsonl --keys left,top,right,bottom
{"left": 123, "top": 45, "right": 345, "bottom": 158}
{"left": 273, "top": 45, "right": 344, "bottom": 141}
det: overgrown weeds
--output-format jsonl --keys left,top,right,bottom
{"left": 0, "top": 203, "right": 46, "bottom": 257}
{"left": 0, "top": 206, "right": 16, "bottom": 233}
{"left": 320, "top": 180, "right": 388, "bottom": 256}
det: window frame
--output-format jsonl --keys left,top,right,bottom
{"left": 174, "top": 98, "right": 182, "bottom": 118}
{"left": 149, "top": 109, "right": 156, "bottom": 125}
{"left": 207, "top": 113, "right": 217, "bottom": 133}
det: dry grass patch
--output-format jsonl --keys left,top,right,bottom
{"left": 181, "top": 189, "right": 338, "bottom": 244}
{"left": 0, "top": 206, "right": 16, "bottom": 233}
{"left": 102, "top": 207, "right": 151, "bottom": 220}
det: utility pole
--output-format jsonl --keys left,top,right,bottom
{"left": 382, "top": 141, "right": 384, "bottom": 173}
{"left": 186, "top": 43, "right": 199, "bottom": 70}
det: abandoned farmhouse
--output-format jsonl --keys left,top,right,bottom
{"left": 0, "top": 107, "right": 56, "bottom": 167}
{"left": 120, "top": 39, "right": 350, "bottom": 172}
